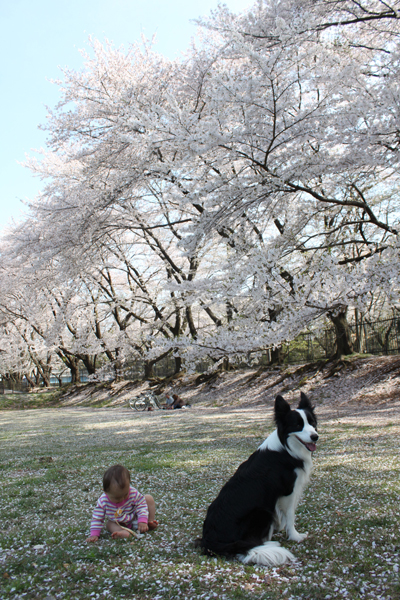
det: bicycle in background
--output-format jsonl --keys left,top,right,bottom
{"left": 129, "top": 391, "right": 164, "bottom": 411}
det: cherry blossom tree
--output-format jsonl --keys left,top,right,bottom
{"left": 168, "top": 0, "right": 400, "bottom": 359}
{"left": 3, "top": 0, "right": 399, "bottom": 377}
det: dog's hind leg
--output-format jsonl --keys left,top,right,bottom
{"left": 273, "top": 506, "right": 285, "bottom": 532}
{"left": 263, "top": 523, "right": 274, "bottom": 542}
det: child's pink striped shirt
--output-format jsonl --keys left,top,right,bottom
{"left": 90, "top": 485, "right": 149, "bottom": 537}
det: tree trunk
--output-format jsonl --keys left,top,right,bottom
{"left": 57, "top": 350, "right": 81, "bottom": 384}
{"left": 32, "top": 369, "right": 40, "bottom": 386}
{"left": 329, "top": 308, "right": 354, "bottom": 358}
{"left": 269, "top": 346, "right": 283, "bottom": 365}
{"left": 78, "top": 354, "right": 97, "bottom": 375}
{"left": 174, "top": 355, "right": 182, "bottom": 375}
{"left": 31, "top": 358, "right": 52, "bottom": 387}
{"left": 185, "top": 306, "right": 197, "bottom": 338}
{"left": 69, "top": 359, "right": 81, "bottom": 384}
{"left": 41, "top": 368, "right": 51, "bottom": 387}
{"left": 24, "top": 373, "right": 36, "bottom": 388}
{"left": 221, "top": 356, "right": 230, "bottom": 371}
{"left": 113, "top": 358, "right": 122, "bottom": 382}
{"left": 143, "top": 349, "right": 173, "bottom": 380}
{"left": 144, "top": 360, "right": 155, "bottom": 380}
{"left": 267, "top": 306, "right": 284, "bottom": 365}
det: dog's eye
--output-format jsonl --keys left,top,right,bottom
{"left": 306, "top": 413, "right": 317, "bottom": 429}
{"left": 297, "top": 414, "right": 304, "bottom": 427}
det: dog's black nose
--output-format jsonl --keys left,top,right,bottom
{"left": 311, "top": 434, "right": 319, "bottom": 442}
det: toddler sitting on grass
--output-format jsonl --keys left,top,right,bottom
{"left": 86, "top": 464, "right": 158, "bottom": 542}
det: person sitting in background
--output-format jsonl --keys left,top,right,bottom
{"left": 164, "top": 392, "right": 174, "bottom": 408}
{"left": 172, "top": 393, "right": 189, "bottom": 409}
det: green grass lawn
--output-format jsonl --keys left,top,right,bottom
{"left": 0, "top": 390, "right": 63, "bottom": 410}
{"left": 0, "top": 406, "right": 399, "bottom": 599}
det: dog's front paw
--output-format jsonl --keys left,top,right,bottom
{"left": 288, "top": 531, "right": 308, "bottom": 542}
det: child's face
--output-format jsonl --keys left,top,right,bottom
{"left": 106, "top": 479, "right": 130, "bottom": 503}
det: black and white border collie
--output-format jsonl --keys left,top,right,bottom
{"left": 198, "top": 392, "right": 318, "bottom": 566}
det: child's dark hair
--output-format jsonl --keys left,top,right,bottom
{"left": 103, "top": 464, "right": 131, "bottom": 492}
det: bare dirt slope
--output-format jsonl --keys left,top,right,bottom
{"left": 55, "top": 355, "right": 400, "bottom": 423}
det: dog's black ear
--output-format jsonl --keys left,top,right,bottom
{"left": 275, "top": 394, "right": 291, "bottom": 417}
{"left": 298, "top": 392, "right": 314, "bottom": 411}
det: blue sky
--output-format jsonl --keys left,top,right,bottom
{"left": 0, "top": 0, "right": 252, "bottom": 231}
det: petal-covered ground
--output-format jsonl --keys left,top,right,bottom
{"left": 1, "top": 398, "right": 399, "bottom": 600}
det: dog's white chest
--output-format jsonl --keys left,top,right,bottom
{"left": 276, "top": 461, "right": 312, "bottom": 530}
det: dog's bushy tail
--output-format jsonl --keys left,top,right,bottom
{"left": 238, "top": 541, "right": 296, "bottom": 567}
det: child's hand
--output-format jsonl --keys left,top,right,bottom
{"left": 138, "top": 522, "right": 149, "bottom": 533}
{"left": 86, "top": 535, "right": 99, "bottom": 543}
